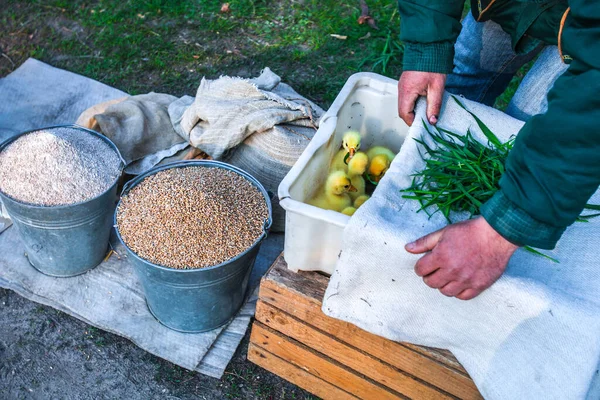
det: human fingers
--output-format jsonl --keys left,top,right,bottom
{"left": 439, "top": 281, "right": 466, "bottom": 297}
{"left": 456, "top": 288, "right": 481, "bottom": 301}
{"left": 414, "top": 253, "right": 438, "bottom": 277}
{"left": 426, "top": 75, "right": 446, "bottom": 125}
{"left": 405, "top": 228, "right": 444, "bottom": 254}
{"left": 422, "top": 270, "right": 452, "bottom": 289}
{"left": 398, "top": 89, "right": 419, "bottom": 126}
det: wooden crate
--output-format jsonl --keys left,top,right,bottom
{"left": 248, "top": 254, "right": 482, "bottom": 400}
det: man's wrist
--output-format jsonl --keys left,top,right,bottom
{"left": 480, "top": 191, "right": 565, "bottom": 250}
{"left": 476, "top": 216, "right": 520, "bottom": 254}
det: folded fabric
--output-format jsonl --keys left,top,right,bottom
{"left": 93, "top": 92, "right": 189, "bottom": 174}
{"left": 75, "top": 96, "right": 128, "bottom": 131}
{"left": 322, "top": 94, "right": 600, "bottom": 400}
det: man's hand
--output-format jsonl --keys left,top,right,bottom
{"left": 398, "top": 71, "right": 447, "bottom": 126}
{"left": 405, "top": 217, "right": 519, "bottom": 300}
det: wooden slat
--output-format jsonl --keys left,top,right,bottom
{"left": 251, "top": 322, "right": 403, "bottom": 400}
{"left": 401, "top": 343, "right": 465, "bottom": 372}
{"left": 248, "top": 342, "right": 357, "bottom": 400}
{"left": 259, "top": 255, "right": 482, "bottom": 399}
{"left": 256, "top": 300, "right": 452, "bottom": 400}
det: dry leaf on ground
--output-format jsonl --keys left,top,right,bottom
{"left": 358, "top": 0, "right": 379, "bottom": 30}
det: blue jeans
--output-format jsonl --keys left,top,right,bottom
{"left": 446, "top": 13, "right": 568, "bottom": 121}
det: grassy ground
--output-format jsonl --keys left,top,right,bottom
{"left": 0, "top": 0, "right": 525, "bottom": 109}
{"left": 1, "top": 0, "right": 406, "bottom": 108}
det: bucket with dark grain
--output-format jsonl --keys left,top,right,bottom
{"left": 114, "top": 160, "right": 272, "bottom": 333}
{"left": 0, "top": 124, "right": 124, "bottom": 277}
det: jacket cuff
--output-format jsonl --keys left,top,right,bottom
{"left": 402, "top": 42, "right": 455, "bottom": 74}
{"left": 480, "top": 191, "right": 565, "bottom": 250}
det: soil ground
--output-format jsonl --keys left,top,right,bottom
{"left": 0, "top": 287, "right": 314, "bottom": 400}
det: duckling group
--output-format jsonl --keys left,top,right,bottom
{"left": 307, "top": 130, "right": 396, "bottom": 215}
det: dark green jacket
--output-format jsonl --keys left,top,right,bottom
{"left": 399, "top": 0, "right": 600, "bottom": 249}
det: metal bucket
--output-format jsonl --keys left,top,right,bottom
{"left": 0, "top": 124, "right": 125, "bottom": 277}
{"left": 115, "top": 160, "right": 273, "bottom": 333}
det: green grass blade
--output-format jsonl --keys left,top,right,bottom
{"left": 524, "top": 246, "right": 559, "bottom": 263}
{"left": 451, "top": 96, "right": 503, "bottom": 149}
{"left": 579, "top": 212, "right": 600, "bottom": 219}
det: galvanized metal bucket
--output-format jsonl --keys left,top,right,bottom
{"left": 0, "top": 124, "right": 125, "bottom": 277}
{"left": 115, "top": 160, "right": 273, "bottom": 333}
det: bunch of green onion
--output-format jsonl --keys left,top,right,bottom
{"left": 402, "top": 97, "right": 600, "bottom": 262}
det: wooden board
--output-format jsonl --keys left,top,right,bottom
{"left": 252, "top": 323, "right": 403, "bottom": 399}
{"left": 249, "top": 254, "right": 483, "bottom": 400}
{"left": 248, "top": 343, "right": 357, "bottom": 400}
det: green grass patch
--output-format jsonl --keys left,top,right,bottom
{"left": 1, "top": 1, "right": 532, "bottom": 110}
{"left": 1, "top": 0, "right": 403, "bottom": 107}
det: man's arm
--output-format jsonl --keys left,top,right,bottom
{"left": 397, "top": 1, "right": 465, "bottom": 125}
{"left": 397, "top": 1, "right": 600, "bottom": 245}
{"left": 481, "top": 1, "right": 600, "bottom": 250}
{"left": 407, "top": 1, "right": 600, "bottom": 300}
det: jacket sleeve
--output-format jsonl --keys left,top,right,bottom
{"left": 481, "top": 1, "right": 600, "bottom": 250}
{"left": 398, "top": 0, "right": 465, "bottom": 73}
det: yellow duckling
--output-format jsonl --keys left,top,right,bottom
{"left": 353, "top": 194, "right": 370, "bottom": 208}
{"left": 342, "top": 130, "right": 362, "bottom": 159}
{"left": 347, "top": 152, "right": 368, "bottom": 176}
{"left": 368, "top": 154, "right": 391, "bottom": 182}
{"left": 330, "top": 131, "right": 363, "bottom": 171}
{"left": 308, "top": 170, "right": 357, "bottom": 212}
{"left": 330, "top": 149, "right": 349, "bottom": 172}
{"left": 346, "top": 152, "right": 368, "bottom": 201}
{"left": 341, "top": 207, "right": 356, "bottom": 216}
{"left": 366, "top": 145, "right": 396, "bottom": 162}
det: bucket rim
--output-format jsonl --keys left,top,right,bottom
{"left": 114, "top": 159, "right": 273, "bottom": 273}
{"left": 0, "top": 124, "right": 126, "bottom": 209}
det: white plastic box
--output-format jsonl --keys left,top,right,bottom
{"left": 278, "top": 73, "right": 410, "bottom": 274}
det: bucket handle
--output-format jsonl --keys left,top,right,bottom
{"left": 263, "top": 216, "right": 272, "bottom": 232}
{"left": 121, "top": 178, "right": 136, "bottom": 196}
{"left": 259, "top": 217, "right": 272, "bottom": 241}
{"left": 262, "top": 191, "right": 275, "bottom": 235}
